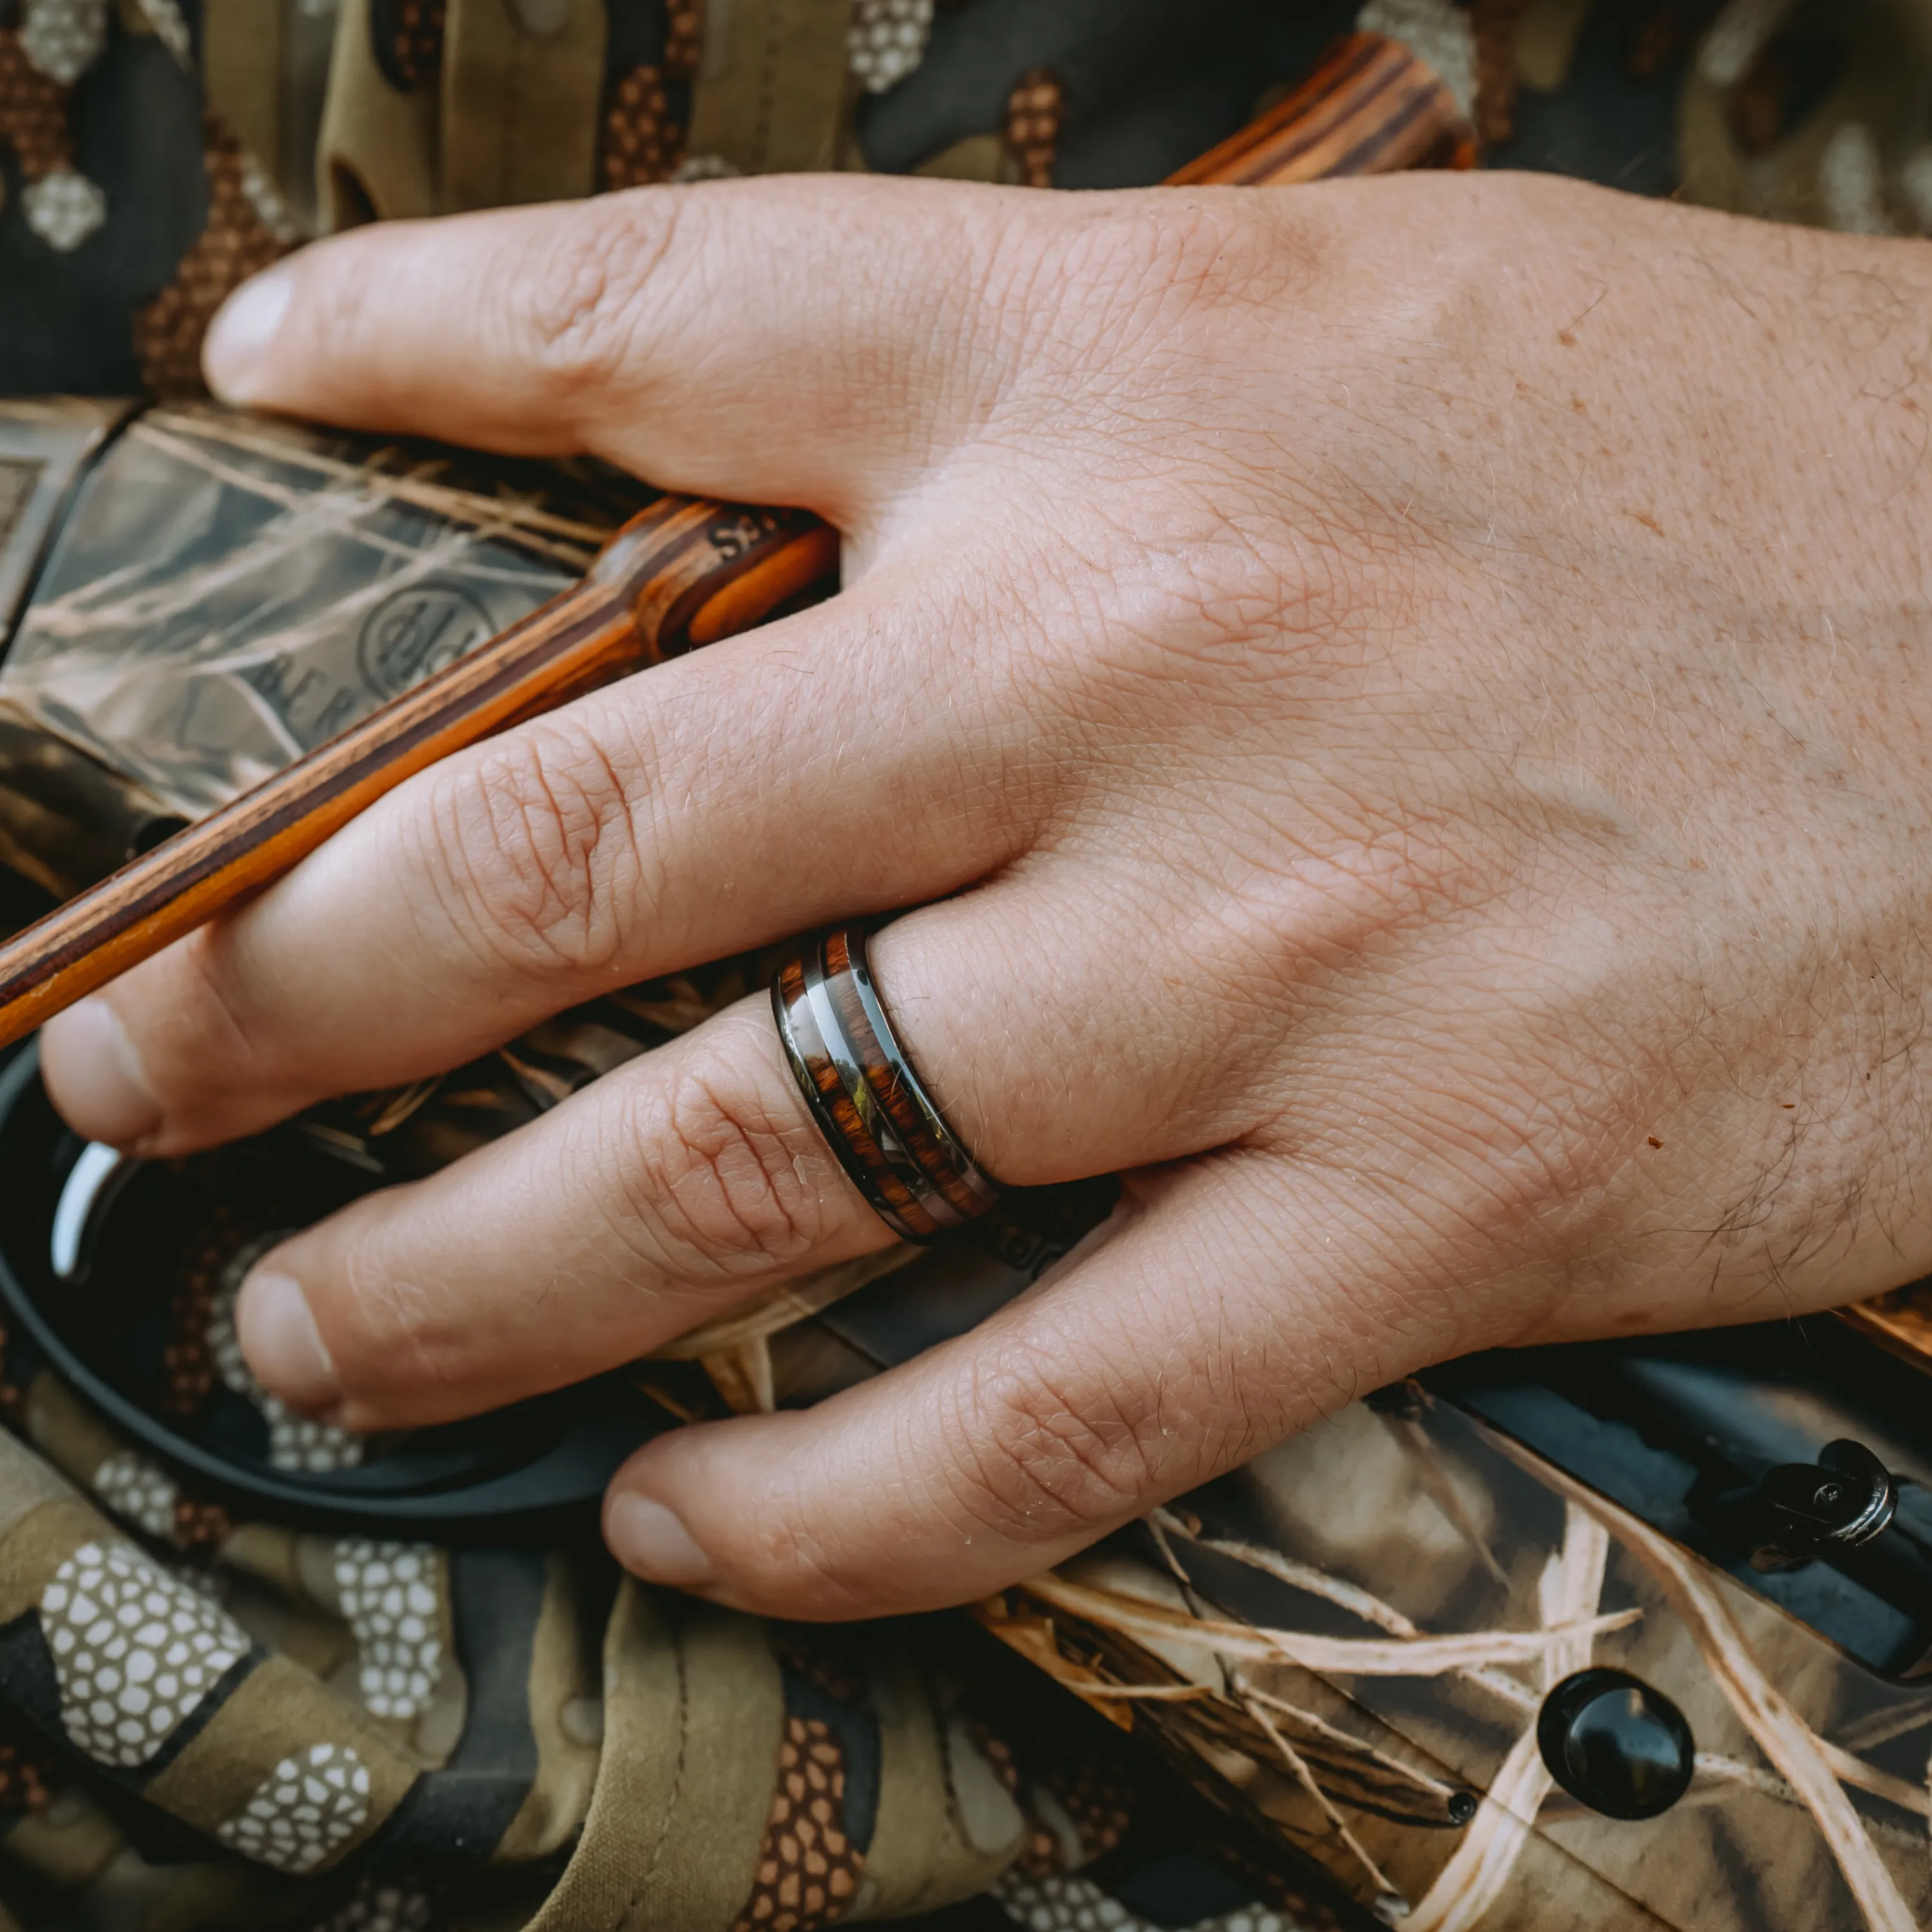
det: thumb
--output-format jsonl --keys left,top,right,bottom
{"left": 202, "top": 176, "right": 1025, "bottom": 521}
{"left": 598, "top": 1156, "right": 1473, "bottom": 1618}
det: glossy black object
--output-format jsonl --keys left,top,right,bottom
{"left": 0, "top": 1042, "right": 669, "bottom": 1533}
{"left": 1430, "top": 1322, "right": 1932, "bottom": 1677}
{"left": 1536, "top": 1669, "right": 1696, "bottom": 1820}
{"left": 1750, "top": 1438, "right": 1897, "bottom": 1569}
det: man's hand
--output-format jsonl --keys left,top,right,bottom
{"left": 40, "top": 171, "right": 1932, "bottom": 1615}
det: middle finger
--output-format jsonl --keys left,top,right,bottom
{"left": 41, "top": 561, "right": 1034, "bottom": 1158}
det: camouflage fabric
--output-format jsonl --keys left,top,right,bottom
{"left": 993, "top": 1379, "right": 1932, "bottom": 1931}
{"left": 4, "top": 8, "right": 1932, "bottom": 1932}
{"left": 0, "top": 400, "right": 1377, "bottom": 1932}
{"left": 10, "top": 1, "right": 1932, "bottom": 392}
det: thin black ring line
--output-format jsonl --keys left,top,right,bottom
{"left": 844, "top": 935, "right": 999, "bottom": 1213}
{"left": 770, "top": 926, "right": 1002, "bottom": 1242}
{"left": 771, "top": 962, "right": 924, "bottom": 1244}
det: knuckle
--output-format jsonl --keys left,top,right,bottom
{"left": 506, "top": 193, "right": 688, "bottom": 408}
{"left": 408, "top": 719, "right": 652, "bottom": 980}
{"left": 1021, "top": 198, "right": 1295, "bottom": 377}
{"left": 615, "top": 1036, "right": 842, "bottom": 1276}
{"left": 937, "top": 1338, "right": 1164, "bottom": 1546}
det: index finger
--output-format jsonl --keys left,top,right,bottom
{"left": 204, "top": 176, "right": 1022, "bottom": 521}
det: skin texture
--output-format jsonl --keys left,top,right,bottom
{"left": 37, "top": 170, "right": 1932, "bottom": 1616}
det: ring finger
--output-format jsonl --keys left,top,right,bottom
{"left": 233, "top": 872, "right": 1293, "bottom": 1430}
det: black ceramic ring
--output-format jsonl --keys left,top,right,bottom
{"left": 771, "top": 926, "right": 1001, "bottom": 1244}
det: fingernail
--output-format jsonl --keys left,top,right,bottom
{"left": 236, "top": 1269, "right": 341, "bottom": 1414}
{"left": 605, "top": 1492, "right": 714, "bottom": 1587}
{"left": 41, "top": 999, "right": 161, "bottom": 1148}
{"left": 204, "top": 265, "right": 294, "bottom": 402}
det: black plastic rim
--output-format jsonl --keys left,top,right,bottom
{"left": 0, "top": 1041, "right": 663, "bottom": 1532}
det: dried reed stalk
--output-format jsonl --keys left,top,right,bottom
{"left": 653, "top": 1243, "right": 920, "bottom": 1359}
{"left": 1020, "top": 1570, "right": 1637, "bottom": 1676}
{"left": 1481, "top": 1428, "right": 1922, "bottom": 1932}
{"left": 1403, "top": 1504, "right": 1608, "bottom": 1932}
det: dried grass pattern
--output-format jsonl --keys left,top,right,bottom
{"left": 1, "top": 420, "right": 587, "bottom": 671}
{"left": 996, "top": 1441, "right": 1932, "bottom": 1932}
{"left": 128, "top": 413, "right": 615, "bottom": 569}
{"left": 977, "top": 1587, "right": 1442, "bottom": 1909}
{"left": 1478, "top": 1428, "right": 1924, "bottom": 1932}
{"left": 652, "top": 1243, "right": 924, "bottom": 1414}
{"left": 989, "top": 1546, "right": 1640, "bottom": 1915}
{"left": 1155, "top": 1508, "right": 1932, "bottom": 1834}
{"left": 1401, "top": 1502, "right": 1607, "bottom": 1932}
{"left": 1018, "top": 1569, "right": 1637, "bottom": 1678}
{"left": 1151, "top": 1502, "right": 1932, "bottom": 1826}
{"left": 0, "top": 409, "right": 611, "bottom": 817}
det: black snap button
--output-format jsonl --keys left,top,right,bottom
{"left": 1536, "top": 1668, "right": 1694, "bottom": 1819}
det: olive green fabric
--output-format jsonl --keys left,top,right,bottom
{"left": 857, "top": 1664, "right": 1025, "bottom": 1920}
{"left": 315, "top": 0, "right": 444, "bottom": 225}
{"left": 525, "top": 1587, "right": 784, "bottom": 1932}
{"left": 440, "top": 0, "right": 609, "bottom": 211}
{"left": 683, "top": 0, "right": 858, "bottom": 175}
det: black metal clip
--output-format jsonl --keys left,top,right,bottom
{"left": 1748, "top": 1438, "right": 1897, "bottom": 1571}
